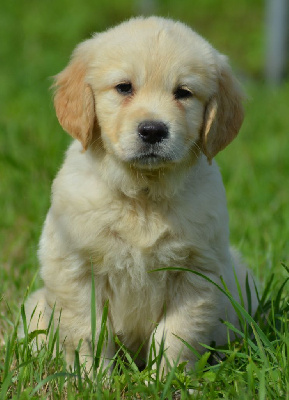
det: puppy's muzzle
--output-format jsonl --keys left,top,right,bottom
{"left": 138, "top": 120, "right": 168, "bottom": 144}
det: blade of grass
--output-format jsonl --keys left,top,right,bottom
{"left": 274, "top": 277, "right": 289, "bottom": 313}
{"left": 3, "top": 337, "right": 11, "bottom": 382}
{"left": 160, "top": 358, "right": 179, "bottom": 400}
{"left": 172, "top": 334, "right": 202, "bottom": 360}
{"left": 95, "top": 300, "right": 109, "bottom": 371}
{"left": 20, "top": 304, "right": 28, "bottom": 344}
{"left": 0, "top": 372, "right": 13, "bottom": 400}
{"left": 91, "top": 264, "right": 96, "bottom": 359}
{"left": 30, "top": 372, "right": 75, "bottom": 396}
{"left": 245, "top": 273, "right": 252, "bottom": 316}
{"left": 74, "top": 349, "right": 83, "bottom": 392}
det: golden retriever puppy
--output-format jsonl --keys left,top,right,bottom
{"left": 22, "top": 17, "right": 256, "bottom": 373}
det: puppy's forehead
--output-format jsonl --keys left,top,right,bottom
{"left": 89, "top": 17, "right": 218, "bottom": 95}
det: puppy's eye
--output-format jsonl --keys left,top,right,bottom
{"left": 174, "top": 87, "right": 193, "bottom": 100}
{"left": 115, "top": 82, "right": 133, "bottom": 95}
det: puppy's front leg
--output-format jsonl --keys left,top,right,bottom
{"left": 64, "top": 327, "right": 115, "bottom": 375}
{"left": 46, "top": 297, "right": 116, "bottom": 375}
{"left": 148, "top": 284, "right": 226, "bottom": 374}
{"left": 22, "top": 286, "right": 115, "bottom": 375}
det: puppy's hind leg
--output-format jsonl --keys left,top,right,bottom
{"left": 230, "top": 249, "right": 258, "bottom": 316}
{"left": 19, "top": 288, "right": 52, "bottom": 347}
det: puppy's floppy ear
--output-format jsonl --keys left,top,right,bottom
{"left": 201, "top": 56, "right": 245, "bottom": 162}
{"left": 53, "top": 41, "right": 96, "bottom": 150}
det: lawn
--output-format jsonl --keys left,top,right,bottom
{"left": 0, "top": 0, "right": 288, "bottom": 398}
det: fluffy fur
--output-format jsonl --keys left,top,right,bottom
{"left": 21, "top": 17, "right": 256, "bottom": 372}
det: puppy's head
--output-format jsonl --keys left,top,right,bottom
{"left": 53, "top": 17, "right": 244, "bottom": 168}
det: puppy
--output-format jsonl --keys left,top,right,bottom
{"left": 22, "top": 17, "right": 256, "bottom": 373}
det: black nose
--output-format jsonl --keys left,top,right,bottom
{"left": 138, "top": 121, "right": 168, "bottom": 144}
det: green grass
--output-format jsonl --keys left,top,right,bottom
{"left": 0, "top": 0, "right": 289, "bottom": 398}
{"left": 1, "top": 268, "right": 289, "bottom": 398}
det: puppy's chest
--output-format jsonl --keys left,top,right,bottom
{"left": 89, "top": 199, "right": 195, "bottom": 272}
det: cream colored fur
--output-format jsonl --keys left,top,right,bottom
{"left": 21, "top": 17, "right": 256, "bottom": 373}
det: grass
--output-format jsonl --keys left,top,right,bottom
{"left": 1, "top": 267, "right": 289, "bottom": 398}
{"left": 0, "top": 0, "right": 288, "bottom": 398}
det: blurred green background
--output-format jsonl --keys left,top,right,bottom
{"left": 0, "top": 0, "right": 288, "bottom": 313}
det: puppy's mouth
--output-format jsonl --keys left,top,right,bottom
{"left": 137, "top": 152, "right": 164, "bottom": 161}
{"left": 129, "top": 150, "right": 174, "bottom": 168}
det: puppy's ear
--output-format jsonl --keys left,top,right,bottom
{"left": 53, "top": 41, "right": 95, "bottom": 150}
{"left": 201, "top": 56, "right": 245, "bottom": 162}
